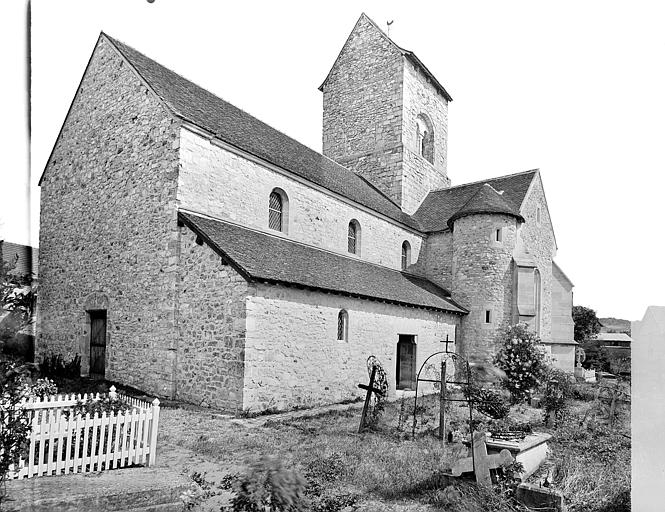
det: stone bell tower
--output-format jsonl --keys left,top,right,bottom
{"left": 320, "top": 13, "right": 453, "bottom": 215}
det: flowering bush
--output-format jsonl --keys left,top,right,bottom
{"left": 494, "top": 323, "right": 548, "bottom": 403}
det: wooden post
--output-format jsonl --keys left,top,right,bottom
{"left": 358, "top": 366, "right": 377, "bottom": 433}
{"left": 439, "top": 361, "right": 446, "bottom": 441}
{"left": 148, "top": 398, "right": 160, "bottom": 467}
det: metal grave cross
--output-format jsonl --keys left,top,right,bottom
{"left": 440, "top": 333, "right": 455, "bottom": 353}
{"left": 357, "top": 365, "right": 386, "bottom": 432}
{"left": 449, "top": 431, "right": 513, "bottom": 487}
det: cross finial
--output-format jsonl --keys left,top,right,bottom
{"left": 441, "top": 333, "right": 455, "bottom": 353}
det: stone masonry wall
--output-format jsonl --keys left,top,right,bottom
{"left": 321, "top": 15, "right": 405, "bottom": 205}
{"left": 452, "top": 214, "right": 518, "bottom": 361}
{"left": 514, "top": 175, "right": 556, "bottom": 344}
{"left": 37, "top": 38, "right": 181, "bottom": 397}
{"left": 176, "top": 228, "right": 250, "bottom": 411}
{"left": 419, "top": 231, "right": 454, "bottom": 291}
{"left": 551, "top": 264, "right": 574, "bottom": 345}
{"left": 243, "top": 284, "right": 460, "bottom": 412}
{"left": 178, "top": 128, "right": 425, "bottom": 271}
{"left": 401, "top": 59, "right": 450, "bottom": 214}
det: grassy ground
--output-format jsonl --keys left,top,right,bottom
{"left": 155, "top": 384, "right": 630, "bottom": 512}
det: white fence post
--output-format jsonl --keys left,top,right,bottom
{"left": 148, "top": 398, "right": 160, "bottom": 467}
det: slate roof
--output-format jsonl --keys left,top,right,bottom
{"left": 103, "top": 34, "right": 419, "bottom": 230}
{"left": 413, "top": 170, "right": 538, "bottom": 232}
{"left": 447, "top": 183, "right": 524, "bottom": 229}
{"left": 179, "top": 212, "right": 467, "bottom": 314}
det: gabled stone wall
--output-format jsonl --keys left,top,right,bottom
{"left": 514, "top": 175, "right": 557, "bottom": 343}
{"left": 37, "top": 37, "right": 181, "bottom": 397}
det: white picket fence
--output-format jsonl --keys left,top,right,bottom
{"left": 9, "top": 386, "right": 160, "bottom": 479}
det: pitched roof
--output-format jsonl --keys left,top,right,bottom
{"left": 102, "top": 34, "right": 419, "bottom": 230}
{"left": 179, "top": 211, "right": 467, "bottom": 314}
{"left": 413, "top": 170, "right": 538, "bottom": 232}
{"left": 319, "top": 14, "right": 453, "bottom": 102}
{"left": 447, "top": 183, "right": 524, "bottom": 229}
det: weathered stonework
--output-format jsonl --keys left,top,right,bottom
{"left": 178, "top": 128, "right": 425, "bottom": 271}
{"left": 321, "top": 15, "right": 450, "bottom": 214}
{"left": 175, "top": 229, "right": 250, "bottom": 410}
{"left": 243, "top": 283, "right": 460, "bottom": 411}
{"left": 514, "top": 176, "right": 557, "bottom": 343}
{"left": 37, "top": 38, "right": 181, "bottom": 397}
{"left": 322, "top": 15, "right": 404, "bottom": 203}
{"left": 451, "top": 214, "right": 518, "bottom": 360}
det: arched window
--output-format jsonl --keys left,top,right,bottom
{"left": 268, "top": 188, "right": 288, "bottom": 233}
{"left": 534, "top": 269, "right": 542, "bottom": 335}
{"left": 416, "top": 114, "right": 434, "bottom": 164}
{"left": 337, "top": 309, "right": 348, "bottom": 341}
{"left": 401, "top": 241, "right": 411, "bottom": 270}
{"left": 348, "top": 220, "right": 360, "bottom": 255}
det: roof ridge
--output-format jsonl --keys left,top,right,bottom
{"left": 429, "top": 169, "right": 539, "bottom": 194}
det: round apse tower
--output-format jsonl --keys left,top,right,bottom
{"left": 449, "top": 183, "right": 525, "bottom": 362}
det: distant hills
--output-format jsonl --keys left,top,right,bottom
{"left": 599, "top": 317, "right": 631, "bottom": 335}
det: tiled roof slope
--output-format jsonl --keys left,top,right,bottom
{"left": 447, "top": 183, "right": 525, "bottom": 229}
{"left": 103, "top": 34, "right": 419, "bottom": 230}
{"left": 414, "top": 170, "right": 538, "bottom": 232}
{"left": 0, "top": 242, "right": 38, "bottom": 278}
{"left": 179, "top": 212, "right": 467, "bottom": 314}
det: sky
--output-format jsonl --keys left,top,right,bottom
{"left": 2, "top": 0, "right": 664, "bottom": 321}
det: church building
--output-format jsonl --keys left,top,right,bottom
{"left": 37, "top": 14, "right": 575, "bottom": 412}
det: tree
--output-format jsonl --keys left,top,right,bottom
{"left": 1, "top": 257, "right": 36, "bottom": 343}
{"left": 572, "top": 305, "right": 601, "bottom": 342}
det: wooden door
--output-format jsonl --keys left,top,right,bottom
{"left": 397, "top": 335, "right": 416, "bottom": 390}
{"left": 89, "top": 311, "right": 107, "bottom": 377}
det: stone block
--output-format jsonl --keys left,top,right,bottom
{"left": 515, "top": 482, "right": 566, "bottom": 512}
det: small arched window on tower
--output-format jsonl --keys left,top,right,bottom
{"left": 401, "top": 241, "right": 411, "bottom": 270}
{"left": 416, "top": 114, "right": 434, "bottom": 164}
{"left": 534, "top": 269, "right": 542, "bottom": 335}
{"left": 337, "top": 309, "right": 349, "bottom": 341}
{"left": 268, "top": 188, "right": 289, "bottom": 233}
{"left": 348, "top": 220, "right": 360, "bottom": 255}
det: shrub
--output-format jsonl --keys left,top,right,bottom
{"left": 69, "top": 395, "right": 133, "bottom": 419}
{"left": 494, "top": 323, "right": 548, "bottom": 403}
{"left": 30, "top": 377, "right": 58, "bottom": 398}
{"left": 0, "top": 361, "right": 39, "bottom": 507}
{"left": 542, "top": 367, "right": 574, "bottom": 426}
{"left": 40, "top": 353, "right": 81, "bottom": 379}
{"left": 464, "top": 383, "right": 510, "bottom": 420}
{"left": 229, "top": 456, "right": 308, "bottom": 511}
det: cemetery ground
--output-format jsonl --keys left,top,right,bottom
{"left": 153, "top": 382, "right": 630, "bottom": 512}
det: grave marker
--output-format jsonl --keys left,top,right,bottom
{"left": 449, "top": 431, "right": 513, "bottom": 486}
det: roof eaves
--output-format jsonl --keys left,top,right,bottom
{"left": 177, "top": 212, "right": 253, "bottom": 283}
{"left": 257, "top": 277, "right": 467, "bottom": 314}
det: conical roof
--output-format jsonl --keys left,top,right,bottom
{"left": 447, "top": 183, "right": 525, "bottom": 229}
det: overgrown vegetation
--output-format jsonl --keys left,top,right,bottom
{"left": 0, "top": 360, "right": 43, "bottom": 507}
{"left": 39, "top": 353, "right": 82, "bottom": 379}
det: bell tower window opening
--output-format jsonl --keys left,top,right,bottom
{"left": 416, "top": 114, "right": 434, "bottom": 164}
